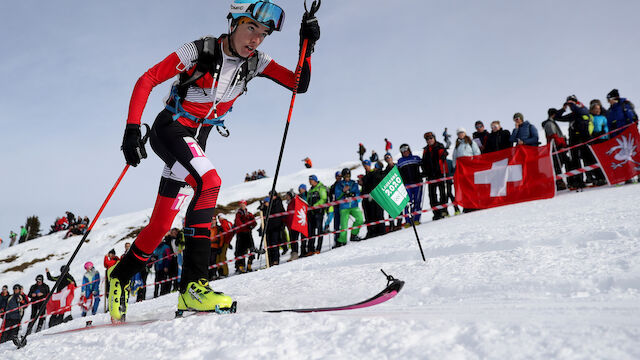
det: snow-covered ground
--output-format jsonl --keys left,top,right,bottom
{"left": 1, "top": 171, "right": 639, "bottom": 359}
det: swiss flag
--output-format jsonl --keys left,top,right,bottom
{"left": 289, "top": 196, "right": 308, "bottom": 237}
{"left": 590, "top": 126, "right": 640, "bottom": 185}
{"left": 46, "top": 283, "right": 76, "bottom": 315}
{"left": 454, "top": 145, "right": 556, "bottom": 209}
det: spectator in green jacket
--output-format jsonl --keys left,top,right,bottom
{"left": 19, "top": 225, "right": 28, "bottom": 243}
{"left": 334, "top": 168, "right": 364, "bottom": 246}
{"left": 305, "top": 175, "right": 328, "bottom": 256}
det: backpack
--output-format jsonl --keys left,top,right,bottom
{"left": 623, "top": 100, "right": 639, "bottom": 123}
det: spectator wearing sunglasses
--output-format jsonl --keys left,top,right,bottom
{"left": 397, "top": 144, "right": 424, "bottom": 225}
{"left": 484, "top": 121, "right": 512, "bottom": 153}
{"left": 472, "top": 121, "right": 490, "bottom": 153}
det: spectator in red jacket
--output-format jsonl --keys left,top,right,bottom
{"left": 234, "top": 200, "right": 256, "bottom": 273}
{"left": 214, "top": 215, "right": 234, "bottom": 278}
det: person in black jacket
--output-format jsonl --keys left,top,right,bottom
{"left": 0, "top": 285, "right": 9, "bottom": 312}
{"left": 473, "top": 121, "right": 490, "bottom": 153}
{"left": 484, "top": 121, "right": 512, "bottom": 153}
{"left": 25, "top": 274, "right": 50, "bottom": 335}
{"left": 421, "top": 132, "right": 449, "bottom": 220}
{"left": 261, "top": 192, "right": 285, "bottom": 266}
{"left": 361, "top": 160, "right": 385, "bottom": 238}
{"left": 0, "top": 284, "right": 28, "bottom": 344}
{"left": 555, "top": 95, "right": 592, "bottom": 189}
{"left": 46, "top": 266, "right": 76, "bottom": 327}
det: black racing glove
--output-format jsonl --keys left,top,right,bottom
{"left": 121, "top": 124, "right": 147, "bottom": 167}
{"left": 299, "top": 12, "right": 320, "bottom": 57}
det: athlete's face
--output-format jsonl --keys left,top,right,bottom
{"left": 232, "top": 20, "right": 270, "bottom": 58}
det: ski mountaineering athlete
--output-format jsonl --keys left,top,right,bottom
{"left": 108, "top": 0, "right": 320, "bottom": 321}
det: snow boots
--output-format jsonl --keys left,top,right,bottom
{"left": 177, "top": 279, "right": 235, "bottom": 314}
{"left": 107, "top": 264, "right": 130, "bottom": 322}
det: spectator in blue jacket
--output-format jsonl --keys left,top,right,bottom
{"left": 152, "top": 237, "right": 173, "bottom": 298}
{"left": 510, "top": 113, "right": 539, "bottom": 146}
{"left": 334, "top": 168, "right": 364, "bottom": 246}
{"left": 606, "top": 89, "right": 637, "bottom": 135}
{"left": 81, "top": 262, "right": 100, "bottom": 316}
{"left": 397, "top": 144, "right": 424, "bottom": 224}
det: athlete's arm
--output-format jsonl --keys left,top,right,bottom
{"left": 126, "top": 53, "right": 185, "bottom": 125}
{"left": 259, "top": 57, "right": 311, "bottom": 93}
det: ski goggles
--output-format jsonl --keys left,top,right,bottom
{"left": 229, "top": 1, "right": 285, "bottom": 32}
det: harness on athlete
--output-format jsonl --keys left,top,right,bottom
{"left": 165, "top": 36, "right": 260, "bottom": 137}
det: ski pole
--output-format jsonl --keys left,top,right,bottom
{"left": 14, "top": 165, "right": 130, "bottom": 348}
{"left": 259, "top": 0, "right": 321, "bottom": 261}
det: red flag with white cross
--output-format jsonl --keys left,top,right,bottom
{"left": 454, "top": 145, "right": 555, "bottom": 209}
{"left": 46, "top": 283, "right": 76, "bottom": 315}
{"left": 590, "top": 126, "right": 640, "bottom": 185}
{"left": 289, "top": 196, "right": 309, "bottom": 237}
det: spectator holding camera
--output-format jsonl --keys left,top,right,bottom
{"left": 555, "top": 95, "right": 592, "bottom": 189}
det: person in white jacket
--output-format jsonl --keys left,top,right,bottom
{"left": 452, "top": 128, "right": 481, "bottom": 167}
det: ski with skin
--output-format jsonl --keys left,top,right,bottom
{"left": 43, "top": 271, "right": 404, "bottom": 336}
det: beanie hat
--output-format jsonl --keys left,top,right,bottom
{"left": 308, "top": 175, "right": 318, "bottom": 182}
{"left": 239, "top": 200, "right": 247, "bottom": 206}
{"left": 299, "top": 184, "right": 307, "bottom": 191}
{"left": 108, "top": 249, "right": 116, "bottom": 255}
{"left": 335, "top": 171, "right": 342, "bottom": 177}
{"left": 513, "top": 112, "right": 524, "bottom": 120}
{"left": 547, "top": 108, "right": 558, "bottom": 117}
{"left": 475, "top": 120, "right": 484, "bottom": 126}
{"left": 36, "top": 274, "right": 44, "bottom": 282}
{"left": 456, "top": 127, "right": 467, "bottom": 134}
{"left": 362, "top": 160, "right": 371, "bottom": 166}
{"left": 607, "top": 89, "right": 620, "bottom": 100}
{"left": 374, "top": 162, "right": 383, "bottom": 170}
{"left": 566, "top": 94, "right": 578, "bottom": 102}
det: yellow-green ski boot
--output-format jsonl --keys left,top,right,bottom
{"left": 107, "top": 264, "right": 130, "bottom": 322}
{"left": 176, "top": 279, "right": 236, "bottom": 317}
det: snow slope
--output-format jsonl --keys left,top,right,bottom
{"left": 1, "top": 175, "right": 639, "bottom": 359}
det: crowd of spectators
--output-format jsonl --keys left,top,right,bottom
{"left": 47, "top": 211, "right": 91, "bottom": 238}
{"left": 244, "top": 170, "right": 267, "bottom": 182}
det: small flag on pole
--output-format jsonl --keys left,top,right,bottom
{"left": 370, "top": 166, "right": 409, "bottom": 218}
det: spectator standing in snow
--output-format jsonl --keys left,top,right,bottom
{"left": 215, "top": 214, "right": 234, "bottom": 278}
{"left": 19, "top": 225, "right": 27, "bottom": 243}
{"left": 0, "top": 284, "right": 28, "bottom": 343}
{"left": 80, "top": 262, "right": 101, "bottom": 316}
{"left": 484, "top": 121, "right": 512, "bottom": 153}
{"left": 284, "top": 191, "right": 302, "bottom": 260}
{"left": 421, "top": 132, "right": 449, "bottom": 220}
{"left": 327, "top": 171, "right": 343, "bottom": 247}
{"left": 588, "top": 100, "right": 608, "bottom": 186}
{"left": 25, "top": 274, "right": 50, "bottom": 335}
{"left": 606, "top": 89, "right": 637, "bottom": 135}
{"left": 369, "top": 150, "right": 379, "bottom": 163}
{"left": 234, "top": 200, "right": 256, "bottom": 273}
{"left": 302, "top": 157, "right": 313, "bottom": 169}
{"left": 9, "top": 231, "right": 17, "bottom": 247}
{"left": 357, "top": 143, "right": 366, "bottom": 161}
{"left": 442, "top": 128, "right": 452, "bottom": 149}
{"left": 152, "top": 237, "right": 173, "bottom": 297}
{"left": 260, "top": 192, "right": 286, "bottom": 266}
{"left": 361, "top": 161, "right": 385, "bottom": 238}
{"left": 0, "top": 285, "right": 9, "bottom": 312}
{"left": 397, "top": 144, "right": 424, "bottom": 225}
{"left": 306, "top": 175, "right": 328, "bottom": 254}
{"left": 510, "top": 113, "right": 539, "bottom": 146}
{"left": 452, "top": 128, "right": 481, "bottom": 167}
{"left": 555, "top": 95, "right": 592, "bottom": 189}
{"left": 472, "top": 121, "right": 490, "bottom": 153}
{"left": 334, "top": 168, "right": 364, "bottom": 246}
{"left": 384, "top": 138, "right": 392, "bottom": 152}
{"left": 542, "top": 108, "right": 569, "bottom": 191}
{"left": 46, "top": 265, "right": 76, "bottom": 326}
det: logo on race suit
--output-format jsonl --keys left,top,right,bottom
{"left": 171, "top": 193, "right": 190, "bottom": 211}
{"left": 474, "top": 158, "right": 523, "bottom": 197}
{"left": 606, "top": 134, "right": 640, "bottom": 170}
{"left": 184, "top": 138, "right": 205, "bottom": 158}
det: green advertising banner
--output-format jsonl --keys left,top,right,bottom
{"left": 370, "top": 166, "right": 409, "bottom": 218}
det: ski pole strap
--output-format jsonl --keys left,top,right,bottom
{"left": 165, "top": 86, "right": 230, "bottom": 127}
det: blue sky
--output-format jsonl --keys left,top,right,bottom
{"left": 1, "top": 0, "right": 639, "bottom": 239}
